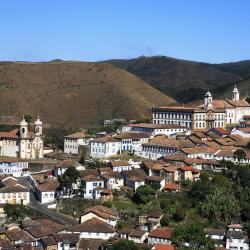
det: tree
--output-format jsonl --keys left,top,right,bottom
{"left": 160, "top": 214, "right": 170, "bottom": 226}
{"left": 234, "top": 149, "right": 246, "bottom": 163}
{"left": 200, "top": 185, "right": 239, "bottom": 223}
{"left": 238, "top": 166, "right": 250, "bottom": 188}
{"left": 4, "top": 204, "right": 30, "bottom": 222}
{"left": 133, "top": 185, "right": 155, "bottom": 205}
{"left": 172, "top": 223, "right": 215, "bottom": 250}
{"left": 24, "top": 114, "right": 33, "bottom": 123}
{"left": 108, "top": 239, "right": 139, "bottom": 250}
{"left": 59, "top": 166, "right": 80, "bottom": 193}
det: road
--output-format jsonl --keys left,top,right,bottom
{"left": 28, "top": 192, "right": 78, "bottom": 225}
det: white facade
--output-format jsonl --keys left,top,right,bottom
{"left": 82, "top": 179, "right": 105, "bottom": 199}
{"left": 122, "top": 124, "right": 187, "bottom": 137}
{"left": 37, "top": 190, "right": 56, "bottom": 204}
{"left": 0, "top": 117, "right": 43, "bottom": 159}
{"left": 90, "top": 139, "right": 121, "bottom": 159}
{"left": 79, "top": 231, "right": 115, "bottom": 240}
{"left": 0, "top": 161, "right": 28, "bottom": 177}
{"left": 105, "top": 177, "right": 124, "bottom": 190}
{"left": 0, "top": 186, "right": 30, "bottom": 205}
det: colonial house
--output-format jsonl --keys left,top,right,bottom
{"left": 0, "top": 158, "right": 29, "bottom": 177}
{"left": 101, "top": 171, "right": 124, "bottom": 190}
{"left": 121, "top": 123, "right": 187, "bottom": 137}
{"left": 139, "top": 135, "right": 195, "bottom": 160}
{"left": 80, "top": 205, "right": 118, "bottom": 227}
{"left": 81, "top": 174, "right": 105, "bottom": 199}
{"left": 113, "top": 131, "right": 150, "bottom": 153}
{"left": 90, "top": 137, "right": 121, "bottom": 159}
{"left": 148, "top": 227, "right": 173, "bottom": 246}
{"left": 35, "top": 179, "right": 60, "bottom": 204}
{"left": 0, "top": 177, "right": 30, "bottom": 205}
{"left": 152, "top": 87, "right": 250, "bottom": 129}
{"left": 3, "top": 228, "right": 35, "bottom": 246}
{"left": 0, "top": 117, "right": 43, "bottom": 159}
{"left": 67, "top": 217, "right": 116, "bottom": 240}
{"left": 177, "top": 166, "right": 200, "bottom": 182}
{"left": 121, "top": 169, "right": 147, "bottom": 191}
{"left": 205, "top": 228, "right": 225, "bottom": 248}
{"left": 225, "top": 223, "right": 249, "bottom": 250}
{"left": 128, "top": 229, "right": 148, "bottom": 243}
{"left": 110, "top": 160, "right": 132, "bottom": 172}
{"left": 64, "top": 131, "right": 91, "bottom": 155}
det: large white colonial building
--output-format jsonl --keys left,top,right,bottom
{"left": 0, "top": 117, "right": 43, "bottom": 159}
{"left": 152, "top": 86, "right": 250, "bottom": 129}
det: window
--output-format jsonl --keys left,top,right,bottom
{"left": 93, "top": 182, "right": 98, "bottom": 187}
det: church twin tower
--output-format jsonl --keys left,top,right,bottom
{"left": 20, "top": 116, "right": 43, "bottom": 138}
{"left": 204, "top": 85, "right": 240, "bottom": 110}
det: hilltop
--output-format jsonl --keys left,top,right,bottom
{"left": 0, "top": 61, "right": 175, "bottom": 127}
{"left": 106, "top": 56, "right": 250, "bottom": 103}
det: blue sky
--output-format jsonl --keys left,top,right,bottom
{"left": 0, "top": 0, "right": 249, "bottom": 63}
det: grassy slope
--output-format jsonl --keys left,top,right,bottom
{"left": 0, "top": 61, "right": 175, "bottom": 127}
{"left": 106, "top": 56, "right": 250, "bottom": 102}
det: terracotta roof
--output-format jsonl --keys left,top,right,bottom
{"left": 149, "top": 227, "right": 173, "bottom": 239}
{"left": 164, "top": 183, "right": 181, "bottom": 191}
{"left": 78, "top": 239, "right": 106, "bottom": 250}
{"left": 0, "top": 239, "right": 14, "bottom": 250}
{"left": 25, "top": 223, "right": 66, "bottom": 238}
{"left": 101, "top": 171, "right": 123, "bottom": 180}
{"left": 180, "top": 147, "right": 218, "bottom": 155}
{"left": 144, "top": 137, "right": 194, "bottom": 148}
{"left": 180, "top": 166, "right": 195, "bottom": 172}
{"left": 148, "top": 210, "right": 163, "bottom": 219}
{"left": 81, "top": 174, "right": 104, "bottom": 182}
{"left": 65, "top": 131, "right": 86, "bottom": 139}
{"left": 55, "top": 159, "right": 79, "bottom": 169}
{"left": 153, "top": 244, "right": 175, "bottom": 250}
{"left": 152, "top": 106, "right": 194, "bottom": 112}
{"left": 53, "top": 233, "right": 80, "bottom": 243}
{"left": 226, "top": 99, "right": 250, "bottom": 107}
{"left": 41, "top": 236, "right": 57, "bottom": 246}
{"left": 0, "top": 184, "right": 28, "bottom": 193}
{"left": 122, "top": 169, "right": 147, "bottom": 182}
{"left": 0, "top": 129, "right": 19, "bottom": 139}
{"left": 83, "top": 205, "right": 118, "bottom": 220}
{"left": 127, "top": 123, "right": 185, "bottom": 129}
{"left": 68, "top": 218, "right": 115, "bottom": 233}
{"left": 111, "top": 160, "right": 130, "bottom": 167}
{"left": 1, "top": 177, "right": 18, "bottom": 186}
{"left": 36, "top": 179, "right": 59, "bottom": 192}
{"left": 114, "top": 131, "right": 150, "bottom": 139}
{"left": 205, "top": 228, "right": 225, "bottom": 236}
{"left": 21, "top": 219, "right": 55, "bottom": 229}
{"left": 129, "top": 229, "right": 147, "bottom": 238}
{"left": 92, "top": 136, "right": 120, "bottom": 143}
{"left": 146, "top": 176, "right": 165, "bottom": 182}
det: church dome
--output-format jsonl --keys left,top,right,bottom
{"left": 34, "top": 116, "right": 42, "bottom": 125}
{"left": 20, "top": 117, "right": 28, "bottom": 126}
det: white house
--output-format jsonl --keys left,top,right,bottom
{"left": 80, "top": 205, "right": 118, "bottom": 227}
{"left": 128, "top": 229, "right": 148, "bottom": 243}
{"left": 64, "top": 131, "right": 91, "bottom": 155}
{"left": 0, "top": 117, "right": 43, "bottom": 159}
{"left": 225, "top": 224, "right": 249, "bottom": 250}
{"left": 67, "top": 217, "right": 116, "bottom": 240}
{"left": 101, "top": 171, "right": 124, "bottom": 190}
{"left": 114, "top": 131, "right": 150, "bottom": 153}
{"left": 121, "top": 123, "right": 187, "bottom": 137}
{"left": 148, "top": 227, "right": 173, "bottom": 246}
{"left": 110, "top": 160, "right": 132, "bottom": 172}
{"left": 90, "top": 137, "right": 121, "bottom": 159}
{"left": 35, "top": 179, "right": 59, "bottom": 204}
{"left": 0, "top": 177, "right": 30, "bottom": 205}
{"left": 81, "top": 174, "right": 105, "bottom": 199}
{"left": 0, "top": 159, "right": 29, "bottom": 177}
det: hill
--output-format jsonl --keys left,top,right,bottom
{"left": 106, "top": 56, "right": 250, "bottom": 103}
{"left": 0, "top": 61, "right": 175, "bottom": 127}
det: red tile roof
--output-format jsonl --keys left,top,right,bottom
{"left": 148, "top": 227, "right": 173, "bottom": 239}
{"left": 164, "top": 183, "right": 181, "bottom": 191}
{"left": 153, "top": 244, "right": 175, "bottom": 250}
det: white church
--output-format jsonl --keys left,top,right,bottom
{"left": 0, "top": 117, "right": 44, "bottom": 159}
{"left": 152, "top": 86, "right": 250, "bottom": 129}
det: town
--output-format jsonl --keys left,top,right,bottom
{"left": 0, "top": 86, "right": 249, "bottom": 250}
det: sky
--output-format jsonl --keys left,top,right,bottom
{"left": 0, "top": 0, "right": 250, "bottom": 63}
